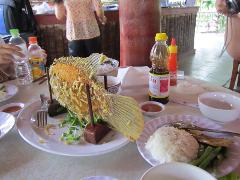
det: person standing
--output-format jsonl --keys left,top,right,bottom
{"left": 54, "top": 0, "right": 107, "bottom": 57}
{"left": 215, "top": 0, "right": 240, "bottom": 60}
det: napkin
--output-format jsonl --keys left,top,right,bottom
{"left": 118, "top": 66, "right": 149, "bottom": 103}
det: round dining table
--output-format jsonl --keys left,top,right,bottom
{"left": 1, "top": 66, "right": 240, "bottom": 180}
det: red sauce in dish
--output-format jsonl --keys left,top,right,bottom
{"left": 3, "top": 106, "right": 22, "bottom": 113}
{"left": 141, "top": 104, "right": 162, "bottom": 112}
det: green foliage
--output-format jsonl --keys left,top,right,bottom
{"left": 201, "top": 0, "right": 215, "bottom": 10}
{"left": 196, "top": 12, "right": 226, "bottom": 32}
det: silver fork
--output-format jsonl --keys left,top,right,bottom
{"left": 36, "top": 94, "right": 48, "bottom": 128}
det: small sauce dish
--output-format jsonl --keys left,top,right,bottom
{"left": 198, "top": 92, "right": 240, "bottom": 123}
{"left": 0, "top": 102, "right": 25, "bottom": 117}
{"left": 140, "top": 101, "right": 165, "bottom": 116}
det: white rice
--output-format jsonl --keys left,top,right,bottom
{"left": 146, "top": 126, "right": 199, "bottom": 163}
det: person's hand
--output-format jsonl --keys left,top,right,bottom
{"left": 0, "top": 44, "right": 24, "bottom": 65}
{"left": 215, "top": 0, "right": 229, "bottom": 15}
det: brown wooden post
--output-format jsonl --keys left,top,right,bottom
{"left": 119, "top": 0, "right": 160, "bottom": 66}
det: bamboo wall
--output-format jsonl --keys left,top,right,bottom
{"left": 161, "top": 7, "right": 199, "bottom": 55}
{"left": 161, "top": 14, "right": 197, "bottom": 54}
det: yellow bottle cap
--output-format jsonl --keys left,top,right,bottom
{"left": 155, "top": 33, "right": 168, "bottom": 41}
{"left": 169, "top": 45, "right": 178, "bottom": 53}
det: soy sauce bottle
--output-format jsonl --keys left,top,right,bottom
{"left": 149, "top": 33, "right": 170, "bottom": 104}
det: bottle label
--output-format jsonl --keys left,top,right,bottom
{"left": 29, "top": 57, "right": 45, "bottom": 80}
{"left": 170, "top": 71, "right": 177, "bottom": 79}
{"left": 149, "top": 73, "right": 170, "bottom": 98}
{"left": 170, "top": 71, "right": 177, "bottom": 86}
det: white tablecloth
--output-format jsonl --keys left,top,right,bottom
{"left": 1, "top": 66, "right": 240, "bottom": 180}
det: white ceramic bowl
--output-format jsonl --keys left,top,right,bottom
{"left": 198, "top": 92, "right": 240, "bottom": 123}
{"left": 139, "top": 101, "right": 165, "bottom": 116}
{"left": 140, "top": 162, "right": 216, "bottom": 180}
{"left": 97, "top": 76, "right": 121, "bottom": 94}
{"left": 82, "top": 176, "right": 117, "bottom": 180}
{"left": 0, "top": 102, "right": 25, "bottom": 117}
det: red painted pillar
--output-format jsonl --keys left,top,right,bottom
{"left": 119, "top": 0, "right": 160, "bottom": 66}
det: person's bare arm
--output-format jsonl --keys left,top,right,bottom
{"left": 226, "top": 14, "right": 240, "bottom": 59}
{"left": 54, "top": 2, "right": 66, "bottom": 21}
{"left": 93, "top": 0, "right": 107, "bottom": 25}
{"left": 0, "top": 44, "right": 24, "bottom": 65}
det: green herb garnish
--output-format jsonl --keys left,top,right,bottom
{"left": 59, "top": 110, "right": 104, "bottom": 144}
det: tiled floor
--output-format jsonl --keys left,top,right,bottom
{"left": 179, "top": 32, "right": 233, "bottom": 88}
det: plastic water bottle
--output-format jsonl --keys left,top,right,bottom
{"left": 28, "top": 37, "right": 45, "bottom": 80}
{"left": 9, "top": 29, "right": 33, "bottom": 85}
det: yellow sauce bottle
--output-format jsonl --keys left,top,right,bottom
{"left": 149, "top": 33, "right": 170, "bottom": 104}
{"left": 28, "top": 37, "right": 45, "bottom": 80}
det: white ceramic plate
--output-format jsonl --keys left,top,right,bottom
{"left": 0, "top": 112, "right": 15, "bottom": 139}
{"left": 17, "top": 101, "right": 129, "bottom": 156}
{"left": 140, "top": 162, "right": 216, "bottom": 180}
{"left": 136, "top": 114, "right": 240, "bottom": 177}
{"left": 0, "top": 84, "right": 18, "bottom": 103}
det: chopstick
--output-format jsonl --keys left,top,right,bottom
{"left": 38, "top": 77, "right": 47, "bottom": 85}
{"left": 180, "top": 126, "right": 240, "bottom": 137}
{"left": 33, "top": 74, "right": 47, "bottom": 83}
{"left": 46, "top": 68, "right": 53, "bottom": 103}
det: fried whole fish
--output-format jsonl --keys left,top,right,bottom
{"left": 189, "top": 130, "right": 233, "bottom": 147}
{"left": 49, "top": 54, "right": 144, "bottom": 141}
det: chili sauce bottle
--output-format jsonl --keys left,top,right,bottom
{"left": 168, "top": 38, "right": 178, "bottom": 86}
{"left": 149, "top": 33, "right": 170, "bottom": 104}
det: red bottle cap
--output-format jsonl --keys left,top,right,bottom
{"left": 29, "top": 37, "right": 37, "bottom": 44}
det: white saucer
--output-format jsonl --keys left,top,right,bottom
{"left": 0, "top": 112, "right": 15, "bottom": 139}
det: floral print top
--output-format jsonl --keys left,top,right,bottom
{"left": 64, "top": 0, "right": 101, "bottom": 41}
